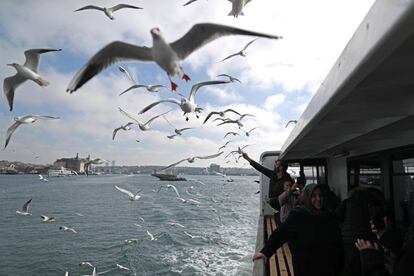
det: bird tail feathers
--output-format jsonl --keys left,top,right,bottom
{"left": 35, "top": 77, "right": 50, "bottom": 87}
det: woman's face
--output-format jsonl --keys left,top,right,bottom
{"left": 311, "top": 188, "right": 323, "bottom": 209}
{"left": 283, "top": 180, "right": 292, "bottom": 191}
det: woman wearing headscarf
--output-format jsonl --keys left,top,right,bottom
{"left": 253, "top": 184, "right": 344, "bottom": 276}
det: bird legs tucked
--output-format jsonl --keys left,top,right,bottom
{"left": 168, "top": 75, "right": 178, "bottom": 91}
{"left": 180, "top": 66, "right": 191, "bottom": 82}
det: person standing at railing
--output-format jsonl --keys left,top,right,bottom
{"left": 252, "top": 183, "right": 344, "bottom": 276}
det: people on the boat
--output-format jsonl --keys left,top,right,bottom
{"left": 355, "top": 190, "right": 414, "bottom": 276}
{"left": 242, "top": 152, "right": 291, "bottom": 211}
{"left": 252, "top": 183, "right": 344, "bottom": 276}
{"left": 336, "top": 186, "right": 387, "bottom": 276}
{"left": 278, "top": 177, "right": 297, "bottom": 223}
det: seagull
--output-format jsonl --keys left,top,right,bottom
{"left": 16, "top": 198, "right": 32, "bottom": 216}
{"left": 184, "top": 231, "right": 205, "bottom": 239}
{"left": 163, "top": 115, "right": 193, "bottom": 136}
{"left": 40, "top": 215, "right": 55, "bottom": 222}
{"left": 4, "top": 48, "right": 62, "bottom": 111}
{"left": 157, "top": 184, "right": 186, "bottom": 202}
{"left": 227, "top": 0, "right": 252, "bottom": 18}
{"left": 74, "top": 4, "right": 143, "bottom": 20}
{"left": 114, "top": 185, "right": 141, "bottom": 201}
{"left": 167, "top": 134, "right": 177, "bottom": 139}
{"left": 183, "top": 0, "right": 203, "bottom": 6}
{"left": 224, "top": 132, "right": 239, "bottom": 138}
{"left": 4, "top": 115, "right": 60, "bottom": 149}
{"left": 39, "top": 174, "right": 49, "bottom": 182}
{"left": 162, "top": 152, "right": 223, "bottom": 170}
{"left": 217, "top": 114, "right": 255, "bottom": 128}
{"left": 218, "top": 38, "right": 257, "bottom": 62}
{"left": 245, "top": 127, "right": 257, "bottom": 136}
{"left": 146, "top": 230, "right": 156, "bottom": 241}
{"left": 138, "top": 80, "right": 228, "bottom": 121}
{"left": 66, "top": 23, "right": 282, "bottom": 92}
{"left": 119, "top": 84, "right": 166, "bottom": 95}
{"left": 187, "top": 198, "right": 201, "bottom": 205}
{"left": 218, "top": 140, "right": 233, "bottom": 151}
{"left": 203, "top": 109, "right": 241, "bottom": 124}
{"left": 79, "top": 262, "right": 94, "bottom": 268}
{"left": 118, "top": 66, "right": 135, "bottom": 83}
{"left": 216, "top": 74, "right": 241, "bottom": 83}
{"left": 84, "top": 158, "right": 105, "bottom": 176}
{"left": 213, "top": 171, "right": 234, "bottom": 182}
{"left": 59, "top": 225, "right": 77, "bottom": 233}
{"left": 112, "top": 122, "right": 134, "bottom": 140}
{"left": 168, "top": 221, "right": 185, "bottom": 228}
{"left": 124, "top": 238, "right": 139, "bottom": 244}
{"left": 116, "top": 264, "right": 130, "bottom": 271}
{"left": 118, "top": 107, "right": 170, "bottom": 130}
{"left": 285, "top": 120, "right": 298, "bottom": 128}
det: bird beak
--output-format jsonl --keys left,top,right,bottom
{"left": 6, "top": 63, "right": 13, "bottom": 66}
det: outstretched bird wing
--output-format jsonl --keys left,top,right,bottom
{"left": 22, "top": 198, "right": 32, "bottom": 212}
{"left": 183, "top": 0, "right": 199, "bottom": 6}
{"left": 110, "top": 4, "right": 143, "bottom": 12}
{"left": 119, "top": 85, "right": 146, "bottom": 96}
{"left": 242, "top": 38, "right": 258, "bottom": 51}
{"left": 203, "top": 111, "right": 220, "bottom": 124}
{"left": 138, "top": 98, "right": 181, "bottom": 114}
{"left": 189, "top": 80, "right": 228, "bottom": 102}
{"left": 162, "top": 158, "right": 189, "bottom": 171}
{"left": 74, "top": 5, "right": 104, "bottom": 12}
{"left": 5, "top": 121, "right": 22, "bottom": 149}
{"left": 118, "top": 107, "right": 141, "bottom": 124}
{"left": 67, "top": 41, "right": 152, "bottom": 93}
{"left": 115, "top": 185, "right": 134, "bottom": 198}
{"left": 224, "top": 108, "right": 241, "bottom": 116}
{"left": 143, "top": 110, "right": 172, "bottom": 127}
{"left": 24, "top": 48, "right": 62, "bottom": 72}
{"left": 194, "top": 151, "right": 224, "bottom": 160}
{"left": 218, "top": 52, "right": 241, "bottom": 63}
{"left": 170, "top": 23, "right": 282, "bottom": 60}
{"left": 3, "top": 74, "right": 26, "bottom": 111}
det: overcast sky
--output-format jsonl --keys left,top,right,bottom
{"left": 0, "top": 0, "right": 375, "bottom": 167}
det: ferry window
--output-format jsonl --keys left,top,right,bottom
{"left": 318, "top": 165, "right": 326, "bottom": 185}
{"left": 392, "top": 157, "right": 414, "bottom": 223}
{"left": 348, "top": 158, "right": 382, "bottom": 187}
{"left": 303, "top": 166, "right": 318, "bottom": 185}
{"left": 393, "top": 158, "right": 414, "bottom": 174}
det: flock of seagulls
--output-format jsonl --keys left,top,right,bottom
{"left": 3, "top": 2, "right": 288, "bottom": 274}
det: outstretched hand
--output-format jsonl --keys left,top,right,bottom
{"left": 252, "top": 252, "right": 267, "bottom": 262}
{"left": 242, "top": 152, "right": 251, "bottom": 162}
{"left": 355, "top": 239, "right": 380, "bottom": 251}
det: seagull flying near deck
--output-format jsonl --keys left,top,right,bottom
{"left": 157, "top": 184, "right": 187, "bottom": 203}
{"left": 139, "top": 80, "right": 228, "bottom": 121}
{"left": 112, "top": 122, "right": 134, "bottom": 140}
{"left": 218, "top": 140, "right": 233, "bottom": 151}
{"left": 119, "top": 107, "right": 170, "bottom": 130}
{"left": 115, "top": 185, "right": 141, "bottom": 201}
{"left": 4, "top": 115, "right": 60, "bottom": 149}
{"left": 4, "top": 48, "right": 61, "bottom": 111}
{"left": 84, "top": 158, "right": 105, "bottom": 176}
{"left": 74, "top": 4, "right": 143, "bottom": 20}
{"left": 218, "top": 38, "right": 257, "bottom": 62}
{"left": 116, "top": 264, "right": 130, "bottom": 271}
{"left": 146, "top": 230, "right": 157, "bottom": 241}
{"left": 59, "top": 225, "right": 77, "bottom": 233}
{"left": 40, "top": 215, "right": 55, "bottom": 222}
{"left": 16, "top": 198, "right": 32, "bottom": 216}
{"left": 203, "top": 108, "right": 241, "bottom": 124}
{"left": 216, "top": 114, "right": 254, "bottom": 128}
{"left": 285, "top": 120, "right": 298, "bottom": 128}
{"left": 224, "top": 131, "right": 239, "bottom": 138}
{"left": 79, "top": 262, "right": 94, "bottom": 268}
{"left": 39, "top": 174, "right": 49, "bottom": 182}
{"left": 118, "top": 66, "right": 135, "bottom": 83}
{"left": 163, "top": 115, "right": 193, "bottom": 136}
{"left": 119, "top": 84, "right": 166, "bottom": 95}
{"left": 216, "top": 74, "right": 241, "bottom": 83}
{"left": 245, "top": 127, "right": 257, "bottom": 136}
{"left": 228, "top": 0, "right": 252, "bottom": 18}
{"left": 168, "top": 221, "right": 185, "bottom": 228}
{"left": 66, "top": 23, "right": 282, "bottom": 92}
{"left": 162, "top": 152, "right": 223, "bottom": 170}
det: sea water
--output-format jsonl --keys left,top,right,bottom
{"left": 0, "top": 174, "right": 259, "bottom": 276}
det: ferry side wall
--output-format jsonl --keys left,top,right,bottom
{"left": 327, "top": 157, "right": 348, "bottom": 200}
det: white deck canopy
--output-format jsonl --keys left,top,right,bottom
{"left": 281, "top": 0, "right": 414, "bottom": 159}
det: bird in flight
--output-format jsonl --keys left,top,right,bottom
{"left": 162, "top": 152, "right": 224, "bottom": 171}
{"left": 218, "top": 38, "right": 257, "bottom": 62}
{"left": 245, "top": 127, "right": 257, "bottom": 136}
{"left": 203, "top": 108, "right": 241, "bottom": 124}
{"left": 114, "top": 185, "right": 142, "bottom": 201}
{"left": 118, "top": 107, "right": 170, "bottom": 130}
{"left": 227, "top": 0, "right": 252, "bottom": 18}
{"left": 112, "top": 122, "right": 134, "bottom": 140}
{"left": 16, "top": 198, "right": 32, "bottom": 216}
{"left": 119, "top": 84, "right": 166, "bottom": 95}
{"left": 285, "top": 120, "right": 298, "bottom": 128}
{"left": 66, "top": 23, "right": 282, "bottom": 92}
{"left": 138, "top": 80, "right": 228, "bottom": 121}
{"left": 216, "top": 74, "right": 241, "bottom": 83}
{"left": 4, "top": 115, "right": 60, "bottom": 149}
{"left": 224, "top": 131, "right": 239, "bottom": 139}
{"left": 118, "top": 66, "right": 135, "bottom": 83}
{"left": 4, "top": 48, "right": 62, "bottom": 111}
{"left": 74, "top": 4, "right": 143, "bottom": 20}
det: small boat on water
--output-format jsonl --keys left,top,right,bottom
{"left": 151, "top": 173, "right": 186, "bottom": 181}
{"left": 47, "top": 166, "right": 74, "bottom": 177}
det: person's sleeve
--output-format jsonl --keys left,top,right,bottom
{"left": 359, "top": 248, "right": 389, "bottom": 276}
{"left": 335, "top": 200, "right": 346, "bottom": 222}
{"left": 278, "top": 190, "right": 291, "bottom": 206}
{"left": 249, "top": 159, "right": 273, "bottom": 178}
